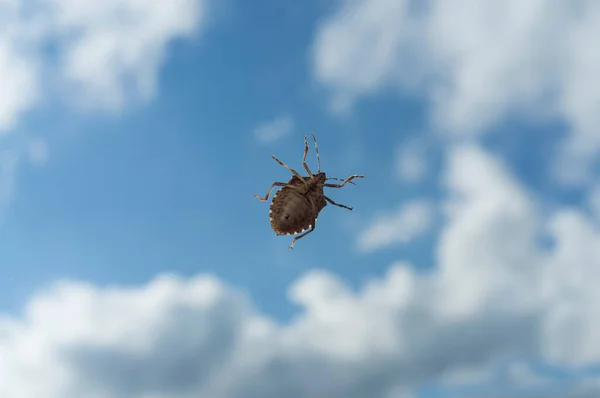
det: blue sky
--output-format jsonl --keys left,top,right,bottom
{"left": 1, "top": 1, "right": 600, "bottom": 397}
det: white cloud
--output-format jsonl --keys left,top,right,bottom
{"left": 0, "top": 2, "right": 39, "bottom": 132}
{"left": 312, "top": 0, "right": 600, "bottom": 183}
{"left": 2, "top": 144, "right": 600, "bottom": 397}
{"left": 254, "top": 114, "right": 295, "bottom": 144}
{"left": 311, "top": 0, "right": 410, "bottom": 111}
{"left": 357, "top": 199, "right": 433, "bottom": 252}
{"left": 0, "top": 0, "right": 206, "bottom": 132}
{"left": 40, "top": 0, "right": 204, "bottom": 110}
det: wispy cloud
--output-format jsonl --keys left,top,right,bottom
{"left": 253, "top": 114, "right": 294, "bottom": 144}
{"left": 357, "top": 199, "right": 433, "bottom": 252}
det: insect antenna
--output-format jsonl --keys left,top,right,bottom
{"left": 302, "top": 135, "right": 313, "bottom": 178}
{"left": 312, "top": 132, "right": 321, "bottom": 173}
{"left": 326, "top": 177, "right": 356, "bottom": 185}
{"left": 324, "top": 174, "right": 364, "bottom": 188}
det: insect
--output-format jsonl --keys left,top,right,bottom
{"left": 254, "top": 133, "right": 364, "bottom": 249}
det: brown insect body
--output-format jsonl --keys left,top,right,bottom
{"left": 254, "top": 133, "right": 363, "bottom": 250}
{"left": 269, "top": 173, "right": 327, "bottom": 236}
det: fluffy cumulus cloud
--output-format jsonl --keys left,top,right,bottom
{"left": 312, "top": 0, "right": 600, "bottom": 183}
{"left": 39, "top": 0, "right": 204, "bottom": 110}
{"left": 2, "top": 144, "right": 600, "bottom": 397}
{"left": 0, "top": 0, "right": 205, "bottom": 129}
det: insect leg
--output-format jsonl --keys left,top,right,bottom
{"left": 323, "top": 174, "right": 364, "bottom": 188}
{"left": 254, "top": 182, "right": 287, "bottom": 201}
{"left": 325, "top": 195, "right": 353, "bottom": 211}
{"left": 312, "top": 132, "right": 321, "bottom": 173}
{"left": 289, "top": 225, "right": 316, "bottom": 250}
{"left": 271, "top": 155, "right": 308, "bottom": 186}
{"left": 302, "top": 135, "right": 313, "bottom": 177}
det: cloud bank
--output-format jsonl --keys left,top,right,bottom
{"left": 2, "top": 144, "right": 599, "bottom": 397}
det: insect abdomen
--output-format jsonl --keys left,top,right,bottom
{"left": 270, "top": 188, "right": 315, "bottom": 235}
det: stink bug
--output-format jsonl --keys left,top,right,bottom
{"left": 254, "top": 133, "right": 364, "bottom": 250}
